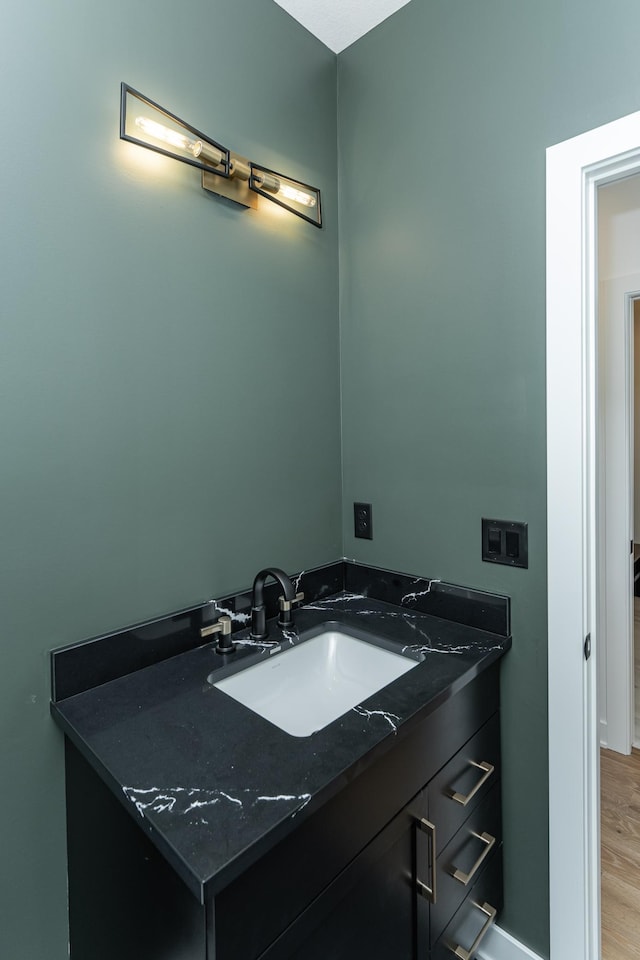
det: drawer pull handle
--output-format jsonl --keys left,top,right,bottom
{"left": 450, "top": 901, "right": 497, "bottom": 960}
{"left": 415, "top": 817, "right": 437, "bottom": 904}
{"left": 452, "top": 831, "right": 496, "bottom": 886}
{"left": 451, "top": 760, "right": 495, "bottom": 806}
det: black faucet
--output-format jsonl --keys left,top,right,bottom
{"left": 250, "top": 567, "right": 303, "bottom": 640}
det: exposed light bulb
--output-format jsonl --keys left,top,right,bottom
{"left": 135, "top": 116, "right": 192, "bottom": 151}
{"left": 277, "top": 182, "right": 317, "bottom": 208}
{"left": 135, "top": 116, "right": 223, "bottom": 166}
{"left": 256, "top": 171, "right": 317, "bottom": 208}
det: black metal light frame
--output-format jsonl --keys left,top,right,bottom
{"left": 120, "top": 83, "right": 231, "bottom": 178}
{"left": 249, "top": 163, "right": 322, "bottom": 228}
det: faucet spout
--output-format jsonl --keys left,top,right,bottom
{"left": 250, "top": 567, "right": 296, "bottom": 641}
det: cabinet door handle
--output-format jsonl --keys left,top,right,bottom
{"left": 452, "top": 831, "right": 496, "bottom": 886}
{"left": 449, "top": 901, "right": 497, "bottom": 960}
{"left": 415, "top": 817, "right": 437, "bottom": 904}
{"left": 450, "top": 760, "right": 494, "bottom": 806}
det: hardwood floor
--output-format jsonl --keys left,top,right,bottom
{"left": 601, "top": 747, "right": 640, "bottom": 958}
{"left": 635, "top": 596, "right": 640, "bottom": 744}
{"left": 601, "top": 596, "right": 640, "bottom": 957}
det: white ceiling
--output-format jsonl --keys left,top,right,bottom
{"left": 272, "top": 0, "right": 412, "bottom": 53}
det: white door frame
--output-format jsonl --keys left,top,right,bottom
{"left": 547, "top": 111, "right": 640, "bottom": 960}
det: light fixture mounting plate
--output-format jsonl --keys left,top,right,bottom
{"left": 202, "top": 154, "right": 257, "bottom": 209}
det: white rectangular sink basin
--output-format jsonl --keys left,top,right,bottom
{"left": 213, "top": 629, "right": 418, "bottom": 737}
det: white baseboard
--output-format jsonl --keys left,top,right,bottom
{"left": 600, "top": 717, "right": 608, "bottom": 748}
{"left": 477, "top": 924, "right": 546, "bottom": 960}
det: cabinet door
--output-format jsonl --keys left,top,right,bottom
{"left": 258, "top": 802, "right": 423, "bottom": 960}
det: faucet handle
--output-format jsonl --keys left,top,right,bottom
{"left": 277, "top": 592, "right": 304, "bottom": 628}
{"left": 200, "top": 615, "right": 235, "bottom": 654}
{"left": 200, "top": 614, "right": 232, "bottom": 640}
{"left": 278, "top": 592, "right": 305, "bottom": 613}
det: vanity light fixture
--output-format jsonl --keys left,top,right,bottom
{"left": 120, "top": 83, "right": 322, "bottom": 228}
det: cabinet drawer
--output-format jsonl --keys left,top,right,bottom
{"left": 431, "top": 845, "right": 502, "bottom": 960}
{"left": 431, "top": 782, "right": 501, "bottom": 945}
{"left": 429, "top": 713, "right": 500, "bottom": 853}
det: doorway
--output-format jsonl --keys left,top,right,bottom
{"left": 597, "top": 173, "right": 640, "bottom": 958}
{"left": 597, "top": 174, "right": 640, "bottom": 759}
{"left": 547, "top": 111, "right": 640, "bottom": 960}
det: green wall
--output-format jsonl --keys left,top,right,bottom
{"left": 0, "top": 2, "right": 339, "bottom": 956}
{"left": 6, "top": 0, "right": 640, "bottom": 956}
{"left": 338, "top": 0, "right": 640, "bottom": 955}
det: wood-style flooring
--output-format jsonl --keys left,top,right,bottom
{"left": 601, "top": 747, "right": 640, "bottom": 958}
{"left": 600, "top": 597, "right": 640, "bottom": 958}
{"left": 635, "top": 595, "right": 640, "bottom": 744}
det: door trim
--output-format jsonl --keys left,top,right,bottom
{"left": 547, "top": 111, "right": 640, "bottom": 959}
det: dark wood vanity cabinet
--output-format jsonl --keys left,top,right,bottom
{"left": 65, "top": 664, "right": 502, "bottom": 960}
{"left": 256, "top": 708, "right": 502, "bottom": 960}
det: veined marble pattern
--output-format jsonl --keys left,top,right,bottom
{"left": 122, "top": 785, "right": 312, "bottom": 824}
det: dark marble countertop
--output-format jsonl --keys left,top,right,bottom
{"left": 51, "top": 590, "right": 510, "bottom": 904}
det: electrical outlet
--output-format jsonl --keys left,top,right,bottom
{"left": 354, "top": 502, "right": 373, "bottom": 540}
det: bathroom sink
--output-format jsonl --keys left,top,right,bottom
{"left": 211, "top": 625, "right": 419, "bottom": 737}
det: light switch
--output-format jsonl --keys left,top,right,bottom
{"left": 487, "top": 527, "right": 502, "bottom": 555}
{"left": 482, "top": 518, "right": 528, "bottom": 569}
